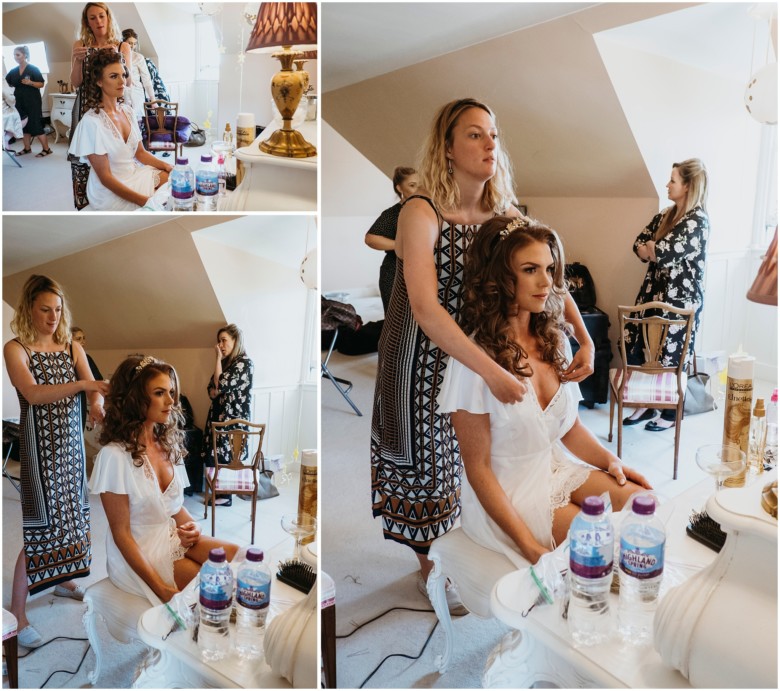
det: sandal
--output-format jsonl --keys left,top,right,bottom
{"left": 35, "top": 148, "right": 53, "bottom": 157}
{"left": 16, "top": 148, "right": 32, "bottom": 156}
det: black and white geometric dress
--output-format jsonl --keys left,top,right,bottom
{"left": 15, "top": 342, "right": 91, "bottom": 594}
{"left": 371, "top": 196, "right": 480, "bottom": 553}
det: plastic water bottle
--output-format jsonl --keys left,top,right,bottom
{"left": 195, "top": 155, "right": 219, "bottom": 211}
{"left": 198, "top": 547, "right": 233, "bottom": 661}
{"left": 169, "top": 156, "right": 194, "bottom": 211}
{"left": 617, "top": 495, "right": 665, "bottom": 644}
{"left": 235, "top": 547, "right": 272, "bottom": 660}
{"left": 217, "top": 154, "right": 227, "bottom": 197}
{"left": 765, "top": 389, "right": 778, "bottom": 467}
{"left": 568, "top": 495, "right": 614, "bottom": 646}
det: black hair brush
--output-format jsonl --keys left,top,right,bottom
{"left": 687, "top": 509, "right": 726, "bottom": 552}
{"left": 276, "top": 559, "right": 316, "bottom": 594}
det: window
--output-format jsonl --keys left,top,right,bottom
{"left": 3, "top": 42, "right": 50, "bottom": 74}
{"left": 195, "top": 13, "right": 220, "bottom": 80}
{"left": 753, "top": 125, "right": 778, "bottom": 248}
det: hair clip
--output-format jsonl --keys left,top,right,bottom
{"left": 500, "top": 217, "right": 529, "bottom": 238}
{"left": 135, "top": 355, "right": 156, "bottom": 373}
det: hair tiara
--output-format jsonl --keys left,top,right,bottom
{"left": 500, "top": 217, "right": 530, "bottom": 238}
{"left": 135, "top": 355, "right": 157, "bottom": 374}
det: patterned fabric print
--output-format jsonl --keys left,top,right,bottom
{"left": 371, "top": 215, "right": 479, "bottom": 553}
{"left": 17, "top": 349, "right": 90, "bottom": 594}
{"left": 69, "top": 50, "right": 92, "bottom": 210}
{"left": 366, "top": 203, "right": 402, "bottom": 312}
{"left": 624, "top": 206, "right": 709, "bottom": 369}
{"left": 201, "top": 356, "right": 254, "bottom": 466}
{"left": 145, "top": 58, "right": 171, "bottom": 102}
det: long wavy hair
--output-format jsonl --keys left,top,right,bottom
{"left": 99, "top": 355, "right": 185, "bottom": 467}
{"left": 460, "top": 217, "right": 569, "bottom": 378}
{"left": 78, "top": 2, "right": 122, "bottom": 47}
{"left": 217, "top": 324, "right": 247, "bottom": 370}
{"left": 82, "top": 47, "right": 126, "bottom": 113}
{"left": 656, "top": 158, "right": 708, "bottom": 240}
{"left": 11, "top": 275, "right": 72, "bottom": 346}
{"left": 418, "top": 98, "right": 517, "bottom": 215}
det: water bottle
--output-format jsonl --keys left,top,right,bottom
{"left": 568, "top": 495, "right": 614, "bottom": 646}
{"left": 617, "top": 495, "right": 665, "bottom": 645}
{"left": 169, "top": 156, "right": 194, "bottom": 211}
{"left": 217, "top": 154, "right": 227, "bottom": 197}
{"left": 235, "top": 547, "right": 272, "bottom": 660}
{"left": 766, "top": 389, "right": 778, "bottom": 467}
{"left": 198, "top": 547, "right": 233, "bottom": 661}
{"left": 195, "top": 155, "right": 219, "bottom": 211}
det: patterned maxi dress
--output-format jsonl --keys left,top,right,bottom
{"left": 371, "top": 196, "right": 480, "bottom": 553}
{"left": 15, "top": 342, "right": 91, "bottom": 594}
{"left": 366, "top": 202, "right": 402, "bottom": 312}
{"left": 624, "top": 205, "right": 709, "bottom": 369}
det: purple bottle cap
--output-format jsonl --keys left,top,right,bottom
{"left": 176, "top": 157, "right": 188, "bottom": 166}
{"left": 632, "top": 495, "right": 656, "bottom": 515}
{"left": 581, "top": 495, "right": 605, "bottom": 516}
{"left": 201, "top": 155, "right": 212, "bottom": 163}
{"left": 209, "top": 547, "right": 227, "bottom": 562}
{"left": 246, "top": 548, "right": 264, "bottom": 562}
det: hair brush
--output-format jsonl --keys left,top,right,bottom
{"left": 276, "top": 559, "right": 316, "bottom": 594}
{"left": 687, "top": 509, "right": 726, "bottom": 552}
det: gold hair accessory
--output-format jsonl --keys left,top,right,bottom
{"left": 135, "top": 355, "right": 156, "bottom": 373}
{"left": 500, "top": 217, "right": 529, "bottom": 237}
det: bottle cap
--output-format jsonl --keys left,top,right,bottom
{"left": 176, "top": 157, "right": 188, "bottom": 166}
{"left": 632, "top": 494, "right": 656, "bottom": 515}
{"left": 218, "top": 155, "right": 224, "bottom": 164}
{"left": 754, "top": 398, "right": 766, "bottom": 417}
{"left": 772, "top": 389, "right": 778, "bottom": 404}
{"left": 581, "top": 495, "right": 605, "bottom": 516}
{"left": 209, "top": 547, "right": 227, "bottom": 563}
{"left": 225, "top": 123, "right": 231, "bottom": 131}
{"left": 201, "top": 155, "right": 212, "bottom": 163}
{"left": 245, "top": 547, "right": 264, "bottom": 562}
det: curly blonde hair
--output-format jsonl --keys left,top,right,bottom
{"left": 11, "top": 275, "right": 72, "bottom": 346}
{"left": 460, "top": 217, "right": 569, "bottom": 378}
{"left": 418, "top": 98, "right": 517, "bottom": 215}
{"left": 78, "top": 2, "right": 122, "bottom": 47}
{"left": 99, "top": 355, "right": 186, "bottom": 467}
{"left": 82, "top": 47, "right": 126, "bottom": 113}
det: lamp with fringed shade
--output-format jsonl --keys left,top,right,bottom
{"left": 246, "top": 2, "right": 317, "bottom": 158}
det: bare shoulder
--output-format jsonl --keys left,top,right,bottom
{"left": 3, "top": 339, "right": 26, "bottom": 361}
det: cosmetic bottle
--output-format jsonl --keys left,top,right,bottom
{"left": 747, "top": 398, "right": 767, "bottom": 474}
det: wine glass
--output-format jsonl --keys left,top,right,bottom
{"left": 280, "top": 513, "right": 317, "bottom": 560}
{"left": 696, "top": 444, "right": 747, "bottom": 491}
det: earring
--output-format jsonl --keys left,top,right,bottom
{"left": 447, "top": 159, "right": 453, "bottom": 175}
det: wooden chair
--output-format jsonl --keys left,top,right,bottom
{"left": 608, "top": 301, "right": 694, "bottom": 479}
{"left": 142, "top": 100, "right": 181, "bottom": 155}
{"left": 204, "top": 419, "right": 266, "bottom": 544}
{"left": 2, "top": 608, "right": 18, "bottom": 688}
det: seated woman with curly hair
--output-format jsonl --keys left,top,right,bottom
{"left": 90, "top": 355, "right": 238, "bottom": 604}
{"left": 68, "top": 48, "right": 171, "bottom": 211}
{"left": 437, "top": 217, "right": 652, "bottom": 569}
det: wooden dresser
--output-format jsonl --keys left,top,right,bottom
{"left": 49, "top": 93, "right": 77, "bottom": 144}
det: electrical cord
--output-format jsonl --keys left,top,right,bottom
{"left": 13, "top": 635, "right": 91, "bottom": 689}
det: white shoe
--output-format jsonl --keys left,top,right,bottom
{"left": 54, "top": 583, "right": 85, "bottom": 601}
{"left": 417, "top": 574, "right": 468, "bottom": 616}
{"left": 17, "top": 625, "right": 43, "bottom": 648}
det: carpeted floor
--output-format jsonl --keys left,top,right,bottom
{"left": 321, "top": 348, "right": 773, "bottom": 689}
{"left": 2, "top": 455, "right": 299, "bottom": 689}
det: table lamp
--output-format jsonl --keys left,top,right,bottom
{"left": 245, "top": 2, "right": 317, "bottom": 158}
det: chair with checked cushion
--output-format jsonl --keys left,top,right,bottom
{"left": 204, "top": 419, "right": 266, "bottom": 543}
{"left": 608, "top": 301, "right": 694, "bottom": 479}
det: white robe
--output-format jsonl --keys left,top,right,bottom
{"left": 125, "top": 52, "right": 155, "bottom": 120}
{"left": 437, "top": 342, "right": 591, "bottom": 569}
{"left": 89, "top": 442, "right": 190, "bottom": 605}
{"left": 68, "top": 103, "right": 159, "bottom": 211}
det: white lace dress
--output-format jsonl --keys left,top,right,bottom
{"left": 438, "top": 344, "right": 591, "bottom": 569}
{"left": 89, "top": 442, "right": 189, "bottom": 605}
{"left": 68, "top": 103, "right": 159, "bottom": 211}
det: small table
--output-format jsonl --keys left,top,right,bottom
{"left": 488, "top": 480, "right": 717, "bottom": 688}
{"left": 49, "top": 93, "right": 76, "bottom": 144}
{"left": 133, "top": 560, "right": 304, "bottom": 688}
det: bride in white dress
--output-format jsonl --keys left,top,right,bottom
{"left": 69, "top": 48, "right": 171, "bottom": 211}
{"left": 438, "top": 217, "right": 651, "bottom": 569}
{"left": 90, "top": 355, "right": 238, "bottom": 605}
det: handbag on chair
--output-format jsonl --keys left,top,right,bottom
{"left": 257, "top": 454, "right": 279, "bottom": 499}
{"left": 183, "top": 122, "right": 206, "bottom": 147}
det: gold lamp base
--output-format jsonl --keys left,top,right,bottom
{"left": 259, "top": 126, "right": 316, "bottom": 158}
{"left": 761, "top": 479, "right": 777, "bottom": 518}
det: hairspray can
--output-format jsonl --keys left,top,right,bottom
{"left": 723, "top": 352, "right": 754, "bottom": 487}
{"left": 235, "top": 112, "right": 255, "bottom": 187}
{"left": 297, "top": 449, "right": 317, "bottom": 545}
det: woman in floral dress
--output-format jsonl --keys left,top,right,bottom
{"left": 623, "top": 158, "right": 709, "bottom": 431}
{"left": 201, "top": 324, "right": 254, "bottom": 506}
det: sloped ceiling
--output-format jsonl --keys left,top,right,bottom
{"left": 323, "top": 3, "right": 703, "bottom": 199}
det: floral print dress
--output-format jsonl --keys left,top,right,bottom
{"left": 624, "top": 205, "right": 709, "bottom": 368}
{"left": 201, "top": 355, "right": 254, "bottom": 465}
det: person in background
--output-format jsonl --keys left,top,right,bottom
{"left": 69, "top": 1, "right": 132, "bottom": 209}
{"left": 439, "top": 216, "right": 650, "bottom": 569}
{"left": 71, "top": 326, "right": 103, "bottom": 430}
{"left": 92, "top": 355, "right": 238, "bottom": 605}
{"left": 120, "top": 29, "right": 155, "bottom": 120}
{"left": 4, "top": 46, "right": 51, "bottom": 157}
{"left": 622, "top": 159, "right": 709, "bottom": 432}
{"left": 68, "top": 48, "right": 172, "bottom": 210}
{"left": 3, "top": 275, "right": 108, "bottom": 647}
{"left": 370, "top": 98, "right": 595, "bottom": 613}
{"left": 2, "top": 61, "right": 24, "bottom": 151}
{"left": 364, "top": 166, "right": 419, "bottom": 312}
{"left": 200, "top": 324, "right": 254, "bottom": 507}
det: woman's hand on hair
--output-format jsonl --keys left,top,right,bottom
{"left": 562, "top": 343, "right": 594, "bottom": 383}
{"left": 177, "top": 521, "right": 202, "bottom": 549}
{"left": 88, "top": 403, "right": 105, "bottom": 428}
{"left": 72, "top": 45, "right": 89, "bottom": 63}
{"left": 484, "top": 365, "right": 526, "bottom": 404}
{"left": 84, "top": 379, "right": 110, "bottom": 396}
